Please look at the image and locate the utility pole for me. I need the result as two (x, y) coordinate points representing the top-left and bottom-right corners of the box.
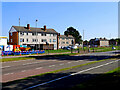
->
(36, 19), (38, 50)
(82, 29), (84, 50)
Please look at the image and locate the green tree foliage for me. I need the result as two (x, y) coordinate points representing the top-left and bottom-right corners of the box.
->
(64, 27), (82, 44)
(115, 38), (120, 45)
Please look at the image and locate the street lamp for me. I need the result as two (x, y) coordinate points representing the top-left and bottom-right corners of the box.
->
(36, 19), (38, 50)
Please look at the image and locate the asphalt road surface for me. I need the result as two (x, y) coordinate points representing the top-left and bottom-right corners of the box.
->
(2, 50), (120, 89)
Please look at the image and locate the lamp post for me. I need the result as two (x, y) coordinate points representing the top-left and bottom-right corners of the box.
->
(82, 29), (84, 51)
(36, 19), (38, 50)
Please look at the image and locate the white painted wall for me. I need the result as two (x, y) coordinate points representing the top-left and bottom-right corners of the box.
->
(19, 32), (58, 50)
(100, 41), (109, 46)
(0, 37), (7, 46)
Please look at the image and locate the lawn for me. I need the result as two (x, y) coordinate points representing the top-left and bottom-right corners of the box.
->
(0, 53), (78, 62)
(81, 46), (120, 52)
(45, 49), (70, 53)
(71, 67), (120, 90)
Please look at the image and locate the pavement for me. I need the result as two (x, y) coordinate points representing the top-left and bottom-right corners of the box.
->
(2, 50), (120, 89)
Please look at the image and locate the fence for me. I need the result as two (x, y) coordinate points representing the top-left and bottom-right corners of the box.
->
(2, 50), (45, 55)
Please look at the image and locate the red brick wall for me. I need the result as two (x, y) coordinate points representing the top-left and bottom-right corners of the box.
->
(9, 32), (18, 45)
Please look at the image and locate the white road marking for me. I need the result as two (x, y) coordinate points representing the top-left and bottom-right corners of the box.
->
(21, 70), (26, 72)
(75, 61), (79, 62)
(67, 62), (72, 64)
(2, 66), (10, 69)
(36, 67), (43, 69)
(49, 65), (55, 67)
(59, 63), (64, 65)
(4, 73), (14, 75)
(22, 61), (45, 66)
(24, 60), (119, 90)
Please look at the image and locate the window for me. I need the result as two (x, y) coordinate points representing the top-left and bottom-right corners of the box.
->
(32, 33), (38, 36)
(66, 42), (69, 44)
(11, 39), (12, 42)
(32, 39), (38, 42)
(53, 34), (56, 36)
(50, 39), (51, 42)
(35, 39), (38, 42)
(32, 39), (35, 42)
(20, 32), (24, 35)
(26, 39), (28, 42)
(62, 42), (65, 44)
(26, 33), (28, 35)
(20, 38), (24, 42)
(10, 32), (12, 36)
(53, 39), (56, 42)
(62, 38), (65, 40)
(41, 33), (46, 36)
(41, 39), (46, 42)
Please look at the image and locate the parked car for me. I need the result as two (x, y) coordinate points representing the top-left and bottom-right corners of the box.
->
(63, 46), (71, 50)
(71, 46), (78, 49)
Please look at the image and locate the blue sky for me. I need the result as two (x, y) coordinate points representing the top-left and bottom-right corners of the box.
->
(2, 2), (118, 40)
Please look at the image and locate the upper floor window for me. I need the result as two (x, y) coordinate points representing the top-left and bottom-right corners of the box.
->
(20, 32), (24, 35)
(53, 39), (56, 42)
(32, 33), (38, 36)
(53, 34), (56, 36)
(41, 33), (46, 36)
(10, 32), (12, 36)
(20, 38), (24, 42)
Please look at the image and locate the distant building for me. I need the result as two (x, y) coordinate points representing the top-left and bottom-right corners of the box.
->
(89, 38), (109, 47)
(9, 24), (59, 50)
(59, 35), (75, 48)
(0, 36), (8, 50)
(109, 39), (117, 46)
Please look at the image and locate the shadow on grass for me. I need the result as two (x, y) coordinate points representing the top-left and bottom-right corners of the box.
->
(27, 54), (120, 62)
(2, 70), (120, 90)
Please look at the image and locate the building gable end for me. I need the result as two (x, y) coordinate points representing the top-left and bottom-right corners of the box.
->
(9, 27), (17, 33)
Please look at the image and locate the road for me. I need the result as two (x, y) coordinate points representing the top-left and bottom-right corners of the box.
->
(2, 50), (120, 89)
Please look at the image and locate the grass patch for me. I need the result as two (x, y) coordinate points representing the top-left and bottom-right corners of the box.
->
(71, 67), (120, 90)
(0, 53), (79, 62)
(45, 49), (70, 53)
(0, 57), (35, 62)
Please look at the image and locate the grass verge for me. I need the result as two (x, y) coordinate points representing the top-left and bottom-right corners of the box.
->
(0, 53), (79, 62)
(71, 67), (120, 90)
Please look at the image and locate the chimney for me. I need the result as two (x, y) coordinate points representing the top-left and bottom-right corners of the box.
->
(44, 25), (46, 30)
(27, 24), (30, 30)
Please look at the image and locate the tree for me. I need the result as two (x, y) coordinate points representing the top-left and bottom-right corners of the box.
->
(64, 27), (82, 44)
(115, 38), (120, 45)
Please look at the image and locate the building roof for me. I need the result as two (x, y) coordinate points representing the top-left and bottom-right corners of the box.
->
(12, 26), (58, 34)
(59, 35), (74, 39)
(90, 38), (108, 41)
(0, 36), (8, 39)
